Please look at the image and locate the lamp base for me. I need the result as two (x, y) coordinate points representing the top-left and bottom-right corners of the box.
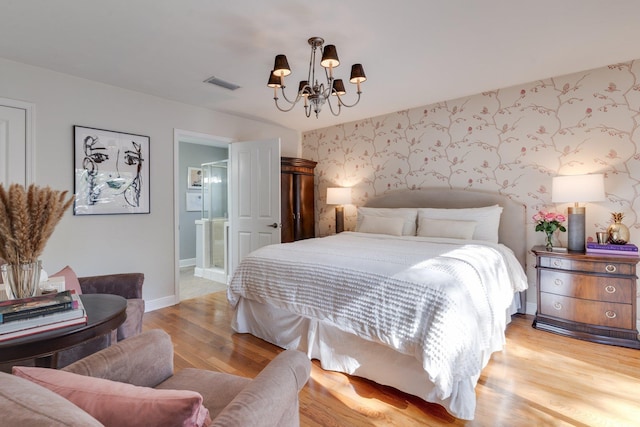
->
(567, 206), (586, 252)
(335, 206), (344, 233)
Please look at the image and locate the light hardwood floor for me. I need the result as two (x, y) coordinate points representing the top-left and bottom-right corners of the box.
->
(143, 292), (640, 426)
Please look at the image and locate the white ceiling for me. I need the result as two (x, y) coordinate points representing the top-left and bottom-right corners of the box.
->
(2, 1), (640, 132)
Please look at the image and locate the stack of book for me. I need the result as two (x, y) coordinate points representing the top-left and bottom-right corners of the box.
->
(586, 242), (639, 256)
(0, 290), (87, 341)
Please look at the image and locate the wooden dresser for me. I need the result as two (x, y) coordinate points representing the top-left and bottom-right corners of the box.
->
(280, 157), (316, 243)
(532, 246), (640, 348)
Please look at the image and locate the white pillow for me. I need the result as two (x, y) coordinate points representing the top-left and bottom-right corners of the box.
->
(417, 218), (478, 240)
(417, 205), (503, 243)
(356, 207), (418, 236)
(357, 216), (405, 236)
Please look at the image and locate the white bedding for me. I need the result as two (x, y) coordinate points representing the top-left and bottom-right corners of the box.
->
(227, 232), (528, 419)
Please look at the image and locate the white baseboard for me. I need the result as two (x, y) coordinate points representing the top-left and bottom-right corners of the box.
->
(144, 295), (178, 312)
(179, 258), (196, 268)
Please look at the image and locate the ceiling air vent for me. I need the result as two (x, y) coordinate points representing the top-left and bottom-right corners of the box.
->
(204, 76), (241, 91)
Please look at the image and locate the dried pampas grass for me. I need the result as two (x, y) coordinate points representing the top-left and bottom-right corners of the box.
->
(0, 183), (74, 265)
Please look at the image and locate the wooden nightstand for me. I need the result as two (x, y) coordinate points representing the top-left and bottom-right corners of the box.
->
(532, 246), (640, 349)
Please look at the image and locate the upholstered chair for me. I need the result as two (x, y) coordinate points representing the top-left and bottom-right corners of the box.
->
(3, 329), (311, 426)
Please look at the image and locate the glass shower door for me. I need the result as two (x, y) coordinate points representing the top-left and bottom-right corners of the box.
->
(201, 161), (228, 275)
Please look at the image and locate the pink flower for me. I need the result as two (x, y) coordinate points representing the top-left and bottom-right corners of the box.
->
(533, 210), (567, 235)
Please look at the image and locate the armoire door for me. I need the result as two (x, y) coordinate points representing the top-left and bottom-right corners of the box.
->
(280, 172), (295, 243)
(280, 157), (316, 243)
(297, 173), (315, 240)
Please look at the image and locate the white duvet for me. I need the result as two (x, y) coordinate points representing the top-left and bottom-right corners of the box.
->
(227, 232), (527, 418)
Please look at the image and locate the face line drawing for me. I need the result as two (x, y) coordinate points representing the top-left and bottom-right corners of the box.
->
(81, 135), (144, 208)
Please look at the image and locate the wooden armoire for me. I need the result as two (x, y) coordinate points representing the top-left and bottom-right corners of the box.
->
(281, 157), (317, 243)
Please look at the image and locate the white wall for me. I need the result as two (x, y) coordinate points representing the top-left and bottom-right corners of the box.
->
(0, 58), (300, 308)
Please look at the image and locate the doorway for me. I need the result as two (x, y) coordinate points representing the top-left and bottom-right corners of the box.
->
(174, 129), (230, 301)
(174, 130), (281, 303)
(0, 97), (35, 186)
(194, 160), (228, 283)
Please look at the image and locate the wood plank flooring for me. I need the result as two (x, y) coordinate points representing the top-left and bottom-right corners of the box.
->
(142, 292), (640, 426)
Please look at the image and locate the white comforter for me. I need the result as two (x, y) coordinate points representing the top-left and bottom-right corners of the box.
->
(227, 232), (527, 416)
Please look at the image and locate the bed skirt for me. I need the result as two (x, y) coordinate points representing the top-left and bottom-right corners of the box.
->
(231, 297), (503, 420)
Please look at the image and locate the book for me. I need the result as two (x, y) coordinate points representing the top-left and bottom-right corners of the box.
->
(586, 242), (638, 251)
(586, 248), (640, 257)
(0, 315), (87, 342)
(0, 293), (86, 335)
(0, 290), (78, 324)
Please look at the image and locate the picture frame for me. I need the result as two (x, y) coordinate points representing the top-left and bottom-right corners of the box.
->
(186, 192), (202, 212)
(187, 167), (203, 190)
(73, 125), (150, 215)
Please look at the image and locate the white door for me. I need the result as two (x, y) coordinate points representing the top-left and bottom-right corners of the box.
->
(228, 138), (281, 276)
(0, 103), (28, 186)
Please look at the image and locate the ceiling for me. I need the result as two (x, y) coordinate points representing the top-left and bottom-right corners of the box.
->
(2, 1), (640, 133)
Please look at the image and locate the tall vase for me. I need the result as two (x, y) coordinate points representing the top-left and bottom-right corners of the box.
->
(1, 261), (42, 299)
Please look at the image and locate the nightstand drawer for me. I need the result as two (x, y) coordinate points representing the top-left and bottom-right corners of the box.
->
(538, 256), (636, 275)
(538, 269), (633, 303)
(539, 293), (633, 329)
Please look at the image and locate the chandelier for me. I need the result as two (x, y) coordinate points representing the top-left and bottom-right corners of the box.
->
(268, 37), (367, 118)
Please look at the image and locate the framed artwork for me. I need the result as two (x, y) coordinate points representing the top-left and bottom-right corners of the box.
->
(186, 192), (202, 212)
(187, 167), (203, 189)
(73, 125), (150, 215)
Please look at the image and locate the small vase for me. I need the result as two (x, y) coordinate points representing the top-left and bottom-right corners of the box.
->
(1, 261), (42, 299)
(607, 213), (630, 245)
(545, 231), (554, 250)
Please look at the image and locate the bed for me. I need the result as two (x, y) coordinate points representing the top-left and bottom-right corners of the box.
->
(227, 189), (528, 420)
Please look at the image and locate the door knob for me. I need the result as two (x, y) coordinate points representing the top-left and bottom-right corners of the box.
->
(268, 223), (279, 228)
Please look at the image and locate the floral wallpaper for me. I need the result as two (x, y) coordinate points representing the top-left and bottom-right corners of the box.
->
(302, 59), (640, 316)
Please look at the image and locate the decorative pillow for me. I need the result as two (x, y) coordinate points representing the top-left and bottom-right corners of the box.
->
(50, 265), (83, 295)
(356, 207), (418, 236)
(357, 215), (405, 236)
(417, 205), (503, 243)
(417, 218), (478, 240)
(13, 367), (212, 427)
(0, 371), (103, 426)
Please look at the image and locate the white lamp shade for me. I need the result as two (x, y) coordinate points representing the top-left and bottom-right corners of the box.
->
(552, 174), (605, 203)
(326, 187), (351, 205)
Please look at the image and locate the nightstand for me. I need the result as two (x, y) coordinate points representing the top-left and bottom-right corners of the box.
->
(532, 246), (640, 349)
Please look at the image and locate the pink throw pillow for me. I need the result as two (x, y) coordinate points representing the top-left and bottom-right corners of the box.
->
(50, 265), (83, 295)
(13, 366), (212, 427)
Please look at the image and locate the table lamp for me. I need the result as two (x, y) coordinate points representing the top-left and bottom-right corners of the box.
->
(326, 187), (351, 233)
(552, 174), (605, 252)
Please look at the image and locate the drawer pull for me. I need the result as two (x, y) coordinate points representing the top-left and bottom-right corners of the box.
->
(553, 260), (563, 268)
(604, 285), (616, 294)
(605, 310), (617, 319)
(605, 264), (617, 273)
(553, 302), (563, 311)
(554, 278), (563, 286)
